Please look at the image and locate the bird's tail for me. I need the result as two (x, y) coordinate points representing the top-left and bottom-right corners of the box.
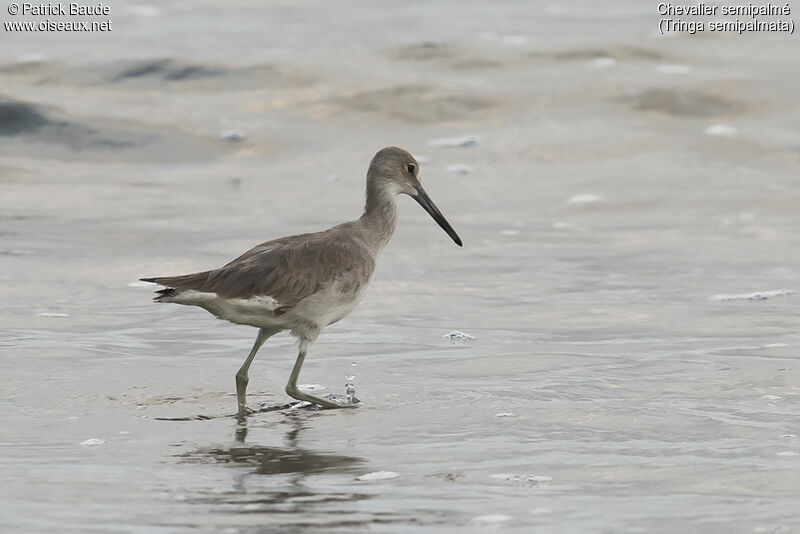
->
(139, 272), (210, 301)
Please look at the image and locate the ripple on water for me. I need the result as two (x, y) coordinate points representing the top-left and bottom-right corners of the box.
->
(704, 124), (738, 136)
(709, 289), (794, 301)
(356, 471), (400, 481)
(567, 193), (605, 205)
(298, 384), (325, 392)
(472, 514), (513, 524)
(489, 473), (552, 485)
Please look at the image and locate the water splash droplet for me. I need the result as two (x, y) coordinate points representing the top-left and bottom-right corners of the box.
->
(345, 374), (357, 405)
(443, 330), (474, 341)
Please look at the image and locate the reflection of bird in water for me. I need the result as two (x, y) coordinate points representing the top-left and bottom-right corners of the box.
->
(182, 414), (364, 477)
(180, 415), (369, 519)
(141, 147), (462, 415)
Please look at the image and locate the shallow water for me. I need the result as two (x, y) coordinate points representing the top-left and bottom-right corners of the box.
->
(1, 1), (799, 532)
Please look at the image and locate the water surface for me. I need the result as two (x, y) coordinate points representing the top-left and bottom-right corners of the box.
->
(1, 1), (798, 532)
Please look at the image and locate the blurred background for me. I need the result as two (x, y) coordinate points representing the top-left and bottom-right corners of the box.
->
(1, 1), (798, 533)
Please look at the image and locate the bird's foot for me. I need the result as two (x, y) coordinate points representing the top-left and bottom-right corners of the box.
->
(236, 405), (255, 421)
(285, 391), (359, 410)
(326, 392), (361, 408)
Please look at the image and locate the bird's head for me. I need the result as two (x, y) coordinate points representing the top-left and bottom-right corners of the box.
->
(367, 146), (462, 246)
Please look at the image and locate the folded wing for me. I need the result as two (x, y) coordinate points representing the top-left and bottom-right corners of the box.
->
(141, 230), (374, 310)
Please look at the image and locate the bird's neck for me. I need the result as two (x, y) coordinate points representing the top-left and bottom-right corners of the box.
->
(359, 181), (398, 252)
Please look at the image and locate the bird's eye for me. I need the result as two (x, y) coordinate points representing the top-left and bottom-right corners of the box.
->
(406, 163), (416, 174)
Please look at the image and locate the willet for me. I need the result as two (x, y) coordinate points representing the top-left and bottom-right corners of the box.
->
(141, 147), (462, 414)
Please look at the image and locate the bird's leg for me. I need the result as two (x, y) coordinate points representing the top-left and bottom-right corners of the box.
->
(235, 328), (276, 415)
(285, 340), (344, 409)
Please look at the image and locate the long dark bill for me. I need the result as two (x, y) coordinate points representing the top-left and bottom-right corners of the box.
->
(414, 187), (463, 246)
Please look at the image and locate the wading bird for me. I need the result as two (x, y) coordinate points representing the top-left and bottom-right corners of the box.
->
(141, 147), (462, 415)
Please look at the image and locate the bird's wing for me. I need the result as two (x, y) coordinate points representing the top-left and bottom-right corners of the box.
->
(142, 229), (374, 308)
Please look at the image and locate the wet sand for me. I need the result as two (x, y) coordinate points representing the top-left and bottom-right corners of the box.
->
(1, 1), (799, 532)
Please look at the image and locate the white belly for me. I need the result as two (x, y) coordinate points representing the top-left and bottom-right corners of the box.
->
(164, 280), (368, 335)
(288, 285), (365, 328)
(164, 290), (286, 329)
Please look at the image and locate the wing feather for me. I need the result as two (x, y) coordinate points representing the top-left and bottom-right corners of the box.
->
(141, 225), (375, 308)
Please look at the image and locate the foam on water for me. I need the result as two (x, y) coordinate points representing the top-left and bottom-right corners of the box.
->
(472, 514), (513, 523)
(357, 471), (399, 481)
(708, 289), (794, 301)
(705, 124), (738, 136)
(567, 194), (605, 205)
(499, 229), (520, 236)
(489, 473), (552, 484)
(443, 330), (474, 343)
